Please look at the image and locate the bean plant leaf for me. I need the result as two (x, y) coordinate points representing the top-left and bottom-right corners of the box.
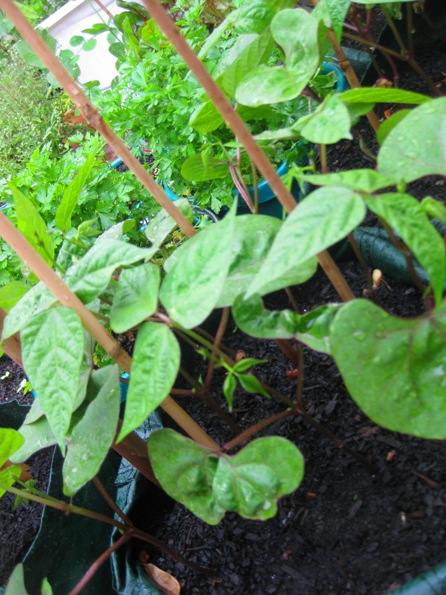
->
(0, 282), (30, 314)
(233, 294), (341, 354)
(312, 0), (351, 41)
(365, 193), (445, 305)
(67, 239), (152, 303)
(11, 416), (57, 463)
(55, 147), (98, 233)
(181, 153), (229, 182)
(300, 169), (392, 193)
(234, 0), (295, 34)
(247, 187), (366, 298)
(376, 109), (411, 146)
(118, 323), (180, 442)
(294, 94), (352, 144)
(21, 307), (84, 454)
(148, 429), (304, 524)
(0, 428), (24, 467)
(223, 374), (237, 411)
(339, 88), (431, 106)
(149, 428), (225, 524)
(64, 366), (120, 495)
(377, 98), (446, 183)
(421, 197), (446, 224)
(235, 9), (320, 107)
(8, 184), (54, 266)
(4, 564), (28, 595)
(331, 299), (446, 439)
(110, 264), (160, 333)
(160, 206), (236, 328)
(2, 283), (56, 340)
(216, 215), (317, 308)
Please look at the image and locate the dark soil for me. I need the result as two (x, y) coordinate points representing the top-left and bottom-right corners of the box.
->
(1, 20), (446, 595)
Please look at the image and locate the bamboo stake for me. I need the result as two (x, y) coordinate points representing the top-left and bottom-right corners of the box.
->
(0, 0), (196, 240)
(0, 212), (217, 449)
(140, 0), (355, 302)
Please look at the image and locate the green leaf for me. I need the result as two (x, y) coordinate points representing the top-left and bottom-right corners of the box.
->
(216, 215), (317, 308)
(110, 264), (160, 333)
(365, 193), (445, 305)
(15, 39), (46, 68)
(82, 38), (97, 52)
(118, 323), (180, 441)
(0, 428), (24, 467)
(237, 373), (269, 397)
(70, 35), (84, 46)
(67, 239), (152, 303)
(331, 299), (446, 439)
(4, 564), (28, 595)
(55, 147), (98, 232)
(376, 109), (410, 145)
(378, 98), (446, 183)
(148, 429), (225, 525)
(0, 282), (30, 313)
(148, 430), (304, 524)
(2, 283), (56, 340)
(213, 437), (304, 520)
(312, 0), (351, 41)
(339, 88), (431, 105)
(223, 373), (237, 411)
(235, 9), (320, 107)
(181, 152), (229, 182)
(21, 307), (84, 453)
(190, 100), (224, 134)
(9, 184), (54, 266)
(421, 197), (446, 224)
(11, 416), (57, 463)
(233, 357), (267, 373)
(247, 187), (366, 298)
(234, 0), (294, 34)
(295, 94), (352, 144)
(233, 294), (341, 354)
(301, 169), (392, 193)
(160, 207), (236, 328)
(63, 366), (120, 495)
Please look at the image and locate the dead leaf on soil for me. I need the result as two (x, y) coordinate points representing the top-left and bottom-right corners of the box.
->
(142, 561), (181, 595)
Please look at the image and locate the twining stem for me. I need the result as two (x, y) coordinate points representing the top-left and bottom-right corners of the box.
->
(204, 307), (230, 394)
(224, 410), (294, 451)
(93, 476), (133, 526)
(380, 6), (408, 57)
(0, 0), (195, 238)
(69, 532), (133, 595)
(140, 0), (354, 303)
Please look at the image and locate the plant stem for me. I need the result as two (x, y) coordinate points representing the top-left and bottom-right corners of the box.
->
(69, 532), (132, 595)
(224, 410), (294, 451)
(348, 232), (372, 289)
(93, 476), (133, 526)
(296, 343), (305, 408)
(204, 307), (230, 394)
(380, 6), (408, 58)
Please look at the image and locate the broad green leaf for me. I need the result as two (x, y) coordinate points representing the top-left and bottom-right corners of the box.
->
(237, 373), (269, 397)
(95, 219), (136, 243)
(235, 9), (320, 107)
(160, 207), (236, 328)
(11, 416), (57, 463)
(0, 428), (24, 467)
(70, 35), (84, 46)
(247, 187), (366, 298)
(233, 294), (341, 354)
(148, 428), (225, 525)
(295, 94), (352, 144)
(312, 0), (351, 41)
(110, 264), (160, 333)
(8, 184), (54, 265)
(0, 282), (30, 313)
(216, 215), (317, 307)
(213, 437), (304, 520)
(233, 357), (267, 373)
(4, 564), (28, 595)
(64, 366), (120, 495)
(118, 323), (180, 441)
(339, 88), (431, 105)
(190, 99), (224, 134)
(15, 38), (46, 68)
(331, 299), (446, 439)
(181, 152), (229, 182)
(67, 239), (152, 303)
(2, 282), (56, 340)
(82, 38), (97, 51)
(365, 193), (445, 305)
(144, 199), (193, 247)
(21, 307), (84, 453)
(234, 0), (294, 34)
(301, 169), (392, 193)
(378, 98), (446, 183)
(148, 429), (304, 524)
(376, 109), (410, 146)
(421, 197), (446, 224)
(55, 147), (98, 232)
(221, 29), (275, 98)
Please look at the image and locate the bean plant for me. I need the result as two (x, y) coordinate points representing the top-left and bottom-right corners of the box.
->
(0, 0), (445, 592)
